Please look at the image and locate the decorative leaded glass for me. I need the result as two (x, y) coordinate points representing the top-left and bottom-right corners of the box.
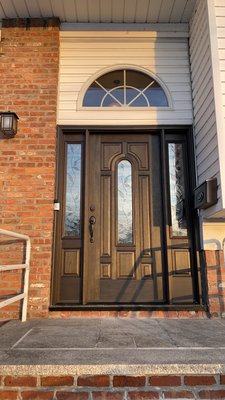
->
(83, 69), (168, 107)
(117, 160), (133, 244)
(64, 144), (81, 236)
(168, 143), (187, 237)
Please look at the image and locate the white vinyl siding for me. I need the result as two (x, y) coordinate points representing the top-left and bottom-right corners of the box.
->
(215, 0), (225, 212)
(190, 0), (222, 216)
(57, 31), (193, 126)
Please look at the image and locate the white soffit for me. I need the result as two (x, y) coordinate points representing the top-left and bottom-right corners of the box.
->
(0, 0), (197, 23)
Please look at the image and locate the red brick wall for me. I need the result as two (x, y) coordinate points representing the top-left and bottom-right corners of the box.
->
(205, 250), (225, 318)
(0, 18), (59, 319)
(1, 373), (225, 399)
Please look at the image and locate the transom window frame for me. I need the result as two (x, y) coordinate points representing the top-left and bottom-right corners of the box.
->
(77, 65), (173, 111)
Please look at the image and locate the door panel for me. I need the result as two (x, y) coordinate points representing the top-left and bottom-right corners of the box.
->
(85, 133), (164, 304)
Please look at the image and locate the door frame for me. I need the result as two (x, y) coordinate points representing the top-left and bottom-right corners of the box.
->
(50, 125), (205, 311)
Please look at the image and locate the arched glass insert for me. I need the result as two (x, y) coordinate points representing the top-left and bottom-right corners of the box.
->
(83, 69), (168, 107)
(117, 160), (133, 244)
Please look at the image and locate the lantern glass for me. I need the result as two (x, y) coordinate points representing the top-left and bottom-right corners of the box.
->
(2, 115), (12, 130)
(0, 112), (19, 136)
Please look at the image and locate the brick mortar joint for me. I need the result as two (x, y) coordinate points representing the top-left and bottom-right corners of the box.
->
(3, 385), (225, 390)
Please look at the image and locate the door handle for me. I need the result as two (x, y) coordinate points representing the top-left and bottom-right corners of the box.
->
(89, 216), (96, 243)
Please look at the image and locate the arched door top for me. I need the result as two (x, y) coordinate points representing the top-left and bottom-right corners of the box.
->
(80, 67), (171, 108)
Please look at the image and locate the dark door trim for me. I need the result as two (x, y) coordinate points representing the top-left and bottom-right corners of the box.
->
(50, 125), (204, 311)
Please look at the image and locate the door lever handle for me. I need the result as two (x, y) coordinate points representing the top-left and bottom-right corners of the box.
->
(89, 216), (96, 243)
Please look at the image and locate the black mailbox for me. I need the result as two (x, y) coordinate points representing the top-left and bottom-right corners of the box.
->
(194, 178), (217, 209)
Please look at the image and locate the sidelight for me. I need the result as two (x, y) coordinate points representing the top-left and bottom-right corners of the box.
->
(117, 160), (133, 244)
(64, 144), (81, 236)
(168, 143), (187, 237)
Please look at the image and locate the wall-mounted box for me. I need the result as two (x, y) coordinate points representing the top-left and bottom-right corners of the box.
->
(194, 178), (217, 210)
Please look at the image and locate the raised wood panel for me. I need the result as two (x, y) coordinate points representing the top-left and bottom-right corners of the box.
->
(128, 143), (149, 169)
(101, 264), (111, 279)
(101, 176), (111, 256)
(102, 143), (122, 170)
(139, 176), (151, 255)
(142, 264), (152, 279)
(172, 249), (190, 275)
(117, 252), (135, 279)
(63, 250), (80, 276)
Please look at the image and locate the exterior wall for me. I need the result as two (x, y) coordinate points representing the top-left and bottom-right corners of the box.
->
(189, 0), (221, 217)
(1, 371), (225, 399)
(215, 0), (225, 211)
(205, 250), (225, 318)
(0, 18), (59, 319)
(190, 0), (225, 218)
(215, 0), (225, 119)
(57, 30), (193, 126)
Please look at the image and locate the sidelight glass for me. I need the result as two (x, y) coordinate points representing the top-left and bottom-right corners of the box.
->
(64, 144), (81, 236)
(168, 143), (187, 237)
(117, 160), (133, 244)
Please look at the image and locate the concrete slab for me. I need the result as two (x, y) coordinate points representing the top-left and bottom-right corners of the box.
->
(0, 318), (225, 370)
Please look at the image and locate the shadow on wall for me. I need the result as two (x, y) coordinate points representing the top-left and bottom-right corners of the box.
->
(204, 238), (225, 265)
(203, 239), (225, 317)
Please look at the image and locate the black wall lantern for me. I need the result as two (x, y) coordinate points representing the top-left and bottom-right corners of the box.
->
(0, 112), (19, 137)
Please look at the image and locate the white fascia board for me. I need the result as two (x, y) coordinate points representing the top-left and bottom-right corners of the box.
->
(207, 0), (225, 210)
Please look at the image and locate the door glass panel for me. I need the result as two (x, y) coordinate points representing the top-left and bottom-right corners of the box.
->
(168, 143), (187, 237)
(117, 160), (133, 244)
(64, 144), (81, 237)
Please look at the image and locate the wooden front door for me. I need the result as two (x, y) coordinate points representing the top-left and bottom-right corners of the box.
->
(84, 133), (164, 303)
(52, 129), (199, 307)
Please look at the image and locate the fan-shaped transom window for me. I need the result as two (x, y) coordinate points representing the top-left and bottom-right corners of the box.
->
(83, 69), (169, 107)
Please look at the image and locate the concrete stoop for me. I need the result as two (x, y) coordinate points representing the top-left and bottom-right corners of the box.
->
(1, 318), (225, 399)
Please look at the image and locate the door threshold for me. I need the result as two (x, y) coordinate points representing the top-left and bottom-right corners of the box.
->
(49, 304), (206, 312)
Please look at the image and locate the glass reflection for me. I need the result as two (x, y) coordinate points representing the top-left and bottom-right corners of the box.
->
(82, 69), (169, 107)
(65, 144), (81, 236)
(118, 160), (133, 244)
(168, 143), (187, 237)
